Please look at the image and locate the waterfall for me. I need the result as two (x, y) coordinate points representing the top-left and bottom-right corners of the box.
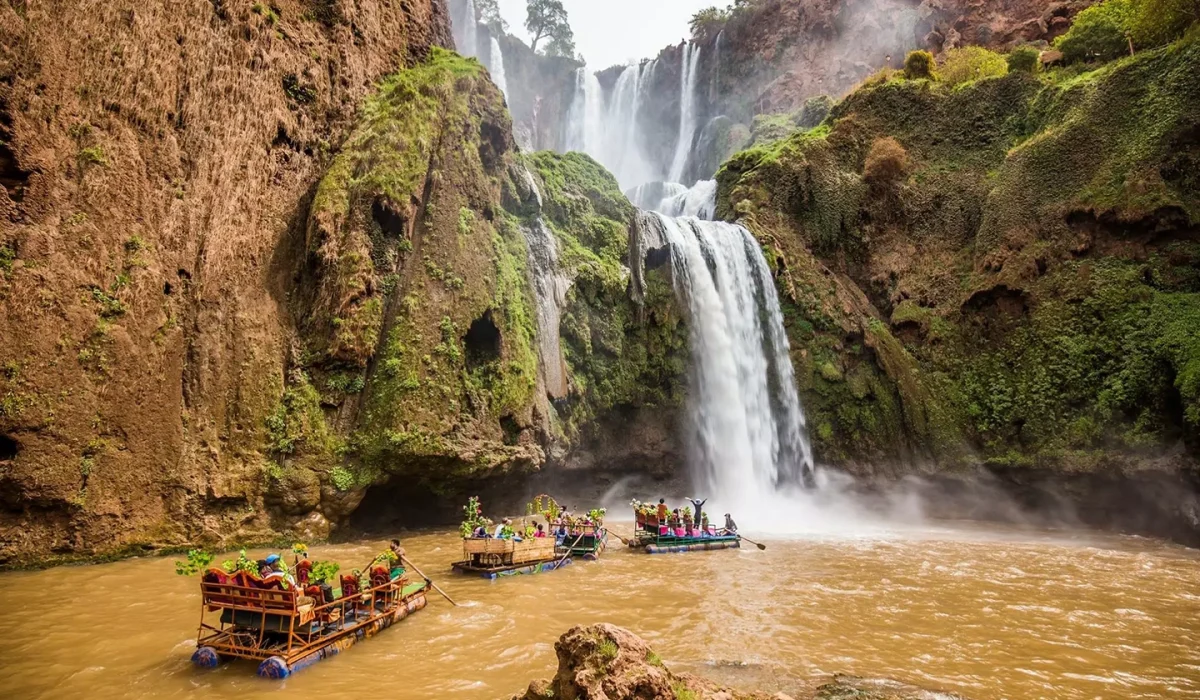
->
(667, 43), (703, 184)
(566, 67), (604, 160)
(604, 64), (655, 189)
(489, 36), (508, 100)
(452, 0), (478, 58)
(517, 166), (570, 399)
(640, 212), (814, 509)
(656, 180), (716, 219)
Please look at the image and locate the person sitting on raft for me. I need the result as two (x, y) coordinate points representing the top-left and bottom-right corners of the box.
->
(472, 522), (489, 538)
(535, 523), (547, 538)
(723, 513), (738, 534)
(261, 554), (296, 588)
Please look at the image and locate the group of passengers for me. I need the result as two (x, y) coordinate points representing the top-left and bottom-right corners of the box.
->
(244, 539), (408, 591)
(647, 497), (738, 537)
(468, 507), (600, 545)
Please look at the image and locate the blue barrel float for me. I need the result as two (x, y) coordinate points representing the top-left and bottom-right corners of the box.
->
(191, 646), (222, 669)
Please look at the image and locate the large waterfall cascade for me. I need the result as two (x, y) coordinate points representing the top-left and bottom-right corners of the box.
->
(640, 213), (815, 511)
(448, 0), (823, 518)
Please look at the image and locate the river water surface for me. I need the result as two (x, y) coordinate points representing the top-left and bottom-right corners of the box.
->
(4, 523), (1200, 699)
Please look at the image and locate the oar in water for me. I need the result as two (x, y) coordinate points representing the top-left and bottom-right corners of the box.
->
(400, 554), (459, 607)
(737, 534), (767, 551)
(606, 529), (631, 546)
(555, 533), (585, 565)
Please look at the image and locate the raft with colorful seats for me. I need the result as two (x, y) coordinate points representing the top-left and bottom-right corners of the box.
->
(558, 523), (608, 561)
(451, 536), (570, 579)
(629, 503), (741, 554)
(190, 563), (429, 679)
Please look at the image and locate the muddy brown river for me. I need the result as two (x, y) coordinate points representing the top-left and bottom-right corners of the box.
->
(4, 523), (1200, 699)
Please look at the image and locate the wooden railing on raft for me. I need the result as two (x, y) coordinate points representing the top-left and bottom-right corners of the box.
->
(197, 566), (417, 662)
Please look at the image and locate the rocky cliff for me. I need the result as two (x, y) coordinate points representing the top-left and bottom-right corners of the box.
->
(0, 0), (688, 564)
(715, 34), (1200, 540)
(599, 0), (1093, 187)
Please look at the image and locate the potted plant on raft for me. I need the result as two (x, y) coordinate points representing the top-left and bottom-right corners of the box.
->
(460, 496), (487, 538)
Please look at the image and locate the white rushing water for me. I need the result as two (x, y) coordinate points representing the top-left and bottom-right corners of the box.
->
(452, 0), (478, 58)
(489, 36), (508, 100)
(667, 43), (702, 184)
(644, 214), (815, 510)
(657, 179), (716, 219)
(566, 62), (659, 189)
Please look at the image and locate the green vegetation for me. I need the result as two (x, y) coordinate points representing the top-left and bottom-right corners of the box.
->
(251, 2), (280, 24)
(525, 0), (575, 57)
(525, 151), (688, 439)
(282, 74), (316, 104)
(716, 31), (1200, 467)
(1055, 0), (1198, 63)
(78, 145), (107, 167)
(903, 50), (937, 80)
(0, 241), (14, 278)
(1007, 46), (1042, 74)
(939, 46), (1008, 86)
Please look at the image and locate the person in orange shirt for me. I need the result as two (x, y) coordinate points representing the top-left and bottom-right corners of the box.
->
(656, 498), (669, 521)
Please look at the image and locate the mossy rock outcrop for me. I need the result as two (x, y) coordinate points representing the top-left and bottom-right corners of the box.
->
(717, 35), (1200, 479)
(269, 51), (688, 525)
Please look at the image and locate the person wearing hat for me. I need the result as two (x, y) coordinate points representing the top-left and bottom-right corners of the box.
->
(262, 553), (296, 588)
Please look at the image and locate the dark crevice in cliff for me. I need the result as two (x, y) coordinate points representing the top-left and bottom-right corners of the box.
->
(0, 434), (17, 461)
(463, 309), (502, 369)
(0, 141), (31, 203)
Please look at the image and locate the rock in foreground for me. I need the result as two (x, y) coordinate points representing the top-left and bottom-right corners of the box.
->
(517, 624), (967, 700)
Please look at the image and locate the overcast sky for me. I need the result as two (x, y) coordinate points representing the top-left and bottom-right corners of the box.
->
(495, 0), (715, 68)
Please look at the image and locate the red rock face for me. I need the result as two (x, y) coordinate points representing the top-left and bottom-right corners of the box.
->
(0, 0), (451, 565)
(714, 0), (1095, 116)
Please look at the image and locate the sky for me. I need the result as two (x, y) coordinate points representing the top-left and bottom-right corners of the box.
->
(495, 0), (716, 69)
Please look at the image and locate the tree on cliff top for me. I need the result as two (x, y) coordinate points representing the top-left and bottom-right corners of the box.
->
(525, 0), (575, 57)
(690, 7), (731, 42)
(476, 0), (508, 34)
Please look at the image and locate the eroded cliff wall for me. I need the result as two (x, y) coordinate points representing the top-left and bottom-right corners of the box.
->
(0, 0), (455, 564)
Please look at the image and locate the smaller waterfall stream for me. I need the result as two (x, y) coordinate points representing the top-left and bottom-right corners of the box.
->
(489, 37), (508, 100)
(667, 44), (703, 184)
(452, 0), (478, 58)
(517, 166), (570, 399)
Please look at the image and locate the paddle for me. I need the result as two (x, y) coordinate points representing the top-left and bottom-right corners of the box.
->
(400, 554), (459, 607)
(556, 533), (585, 565)
(606, 529), (631, 546)
(737, 535), (767, 551)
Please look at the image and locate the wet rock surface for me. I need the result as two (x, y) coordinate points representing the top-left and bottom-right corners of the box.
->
(514, 624), (967, 700)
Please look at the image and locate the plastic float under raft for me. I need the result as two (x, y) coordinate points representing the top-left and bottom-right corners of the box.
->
(190, 566), (429, 679)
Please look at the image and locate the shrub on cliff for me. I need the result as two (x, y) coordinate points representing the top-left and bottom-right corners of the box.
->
(1055, 0), (1135, 63)
(689, 6), (730, 42)
(939, 47), (1009, 86)
(863, 137), (911, 186)
(1007, 46), (1042, 73)
(1127, 0), (1200, 47)
(903, 50), (937, 80)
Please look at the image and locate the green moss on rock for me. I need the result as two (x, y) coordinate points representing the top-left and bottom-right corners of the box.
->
(716, 34), (1200, 470)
